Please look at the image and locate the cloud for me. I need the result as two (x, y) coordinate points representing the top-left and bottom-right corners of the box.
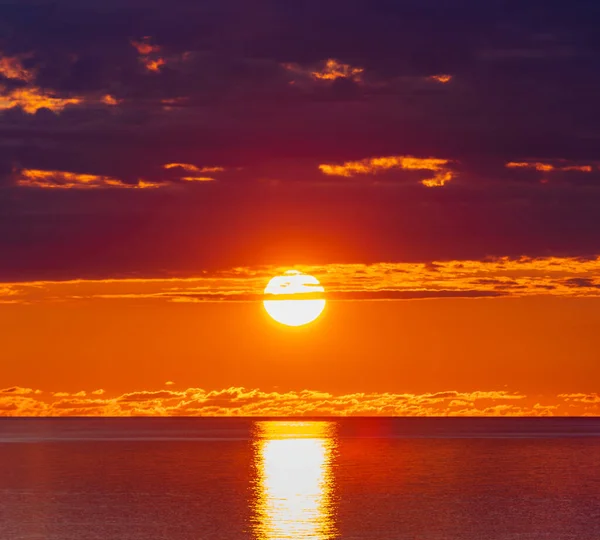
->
(1, 386), (40, 395)
(1, 255), (599, 305)
(13, 163), (228, 190)
(0, 53), (35, 82)
(145, 58), (165, 73)
(163, 163), (225, 173)
(0, 51), (123, 114)
(165, 289), (502, 303)
(428, 74), (452, 83)
(131, 39), (161, 57)
(131, 37), (192, 74)
(558, 393), (600, 404)
(506, 161), (595, 173)
(101, 94), (120, 106)
(562, 277), (600, 289)
(311, 59), (364, 82)
(51, 390), (86, 397)
(318, 155), (454, 187)
(0, 386), (598, 417)
(0, 52), (85, 113)
(0, 87), (82, 114)
(131, 37), (165, 73)
(283, 58), (364, 83)
(161, 163), (225, 183)
(180, 176), (216, 182)
(15, 169), (163, 189)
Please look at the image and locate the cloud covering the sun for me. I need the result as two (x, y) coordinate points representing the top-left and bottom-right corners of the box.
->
(0, 256), (598, 304)
(1, 385), (598, 417)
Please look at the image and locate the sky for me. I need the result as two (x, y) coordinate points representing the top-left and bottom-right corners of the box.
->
(1, 0), (599, 416)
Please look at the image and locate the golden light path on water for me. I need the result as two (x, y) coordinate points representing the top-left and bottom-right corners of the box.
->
(252, 421), (337, 539)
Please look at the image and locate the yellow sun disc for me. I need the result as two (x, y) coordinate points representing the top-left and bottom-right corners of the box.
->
(263, 271), (326, 327)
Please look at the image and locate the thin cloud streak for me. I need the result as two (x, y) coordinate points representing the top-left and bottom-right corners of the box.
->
(506, 161), (595, 173)
(15, 169), (163, 190)
(163, 163), (225, 173)
(14, 165), (226, 189)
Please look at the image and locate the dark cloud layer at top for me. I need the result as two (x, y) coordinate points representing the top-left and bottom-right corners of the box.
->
(1, 0), (600, 279)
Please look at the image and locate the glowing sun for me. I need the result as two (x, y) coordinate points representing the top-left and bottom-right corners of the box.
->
(263, 270), (326, 327)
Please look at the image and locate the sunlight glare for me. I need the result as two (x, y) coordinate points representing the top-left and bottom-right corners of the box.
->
(263, 271), (326, 327)
(252, 421), (337, 539)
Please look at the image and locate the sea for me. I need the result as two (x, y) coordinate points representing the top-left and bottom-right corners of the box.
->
(1, 417), (599, 540)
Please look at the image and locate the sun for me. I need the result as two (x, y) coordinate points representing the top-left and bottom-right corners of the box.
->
(263, 270), (326, 327)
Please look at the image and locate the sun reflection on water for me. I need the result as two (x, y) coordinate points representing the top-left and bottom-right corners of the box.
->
(252, 421), (337, 540)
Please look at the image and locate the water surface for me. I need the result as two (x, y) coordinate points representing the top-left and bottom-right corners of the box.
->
(1, 418), (599, 539)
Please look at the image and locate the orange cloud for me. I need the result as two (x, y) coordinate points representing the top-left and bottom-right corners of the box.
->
(558, 393), (600, 404)
(0, 87), (82, 114)
(162, 163), (225, 183)
(0, 53), (87, 114)
(160, 97), (189, 110)
(507, 161), (554, 172)
(311, 59), (364, 81)
(319, 155), (454, 187)
(131, 39), (160, 56)
(14, 167), (223, 190)
(137, 179), (165, 189)
(16, 169), (163, 189)
(146, 58), (165, 72)
(421, 170), (453, 187)
(101, 94), (120, 106)
(1, 386), (598, 417)
(562, 165), (593, 172)
(283, 58), (364, 83)
(164, 162), (200, 172)
(180, 176), (216, 182)
(0, 386), (40, 396)
(131, 38), (165, 73)
(428, 74), (452, 83)
(163, 163), (225, 173)
(506, 161), (594, 173)
(0, 54), (34, 82)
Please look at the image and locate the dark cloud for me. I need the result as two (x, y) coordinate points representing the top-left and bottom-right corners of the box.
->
(562, 277), (600, 289)
(0, 0), (600, 278)
(166, 290), (505, 302)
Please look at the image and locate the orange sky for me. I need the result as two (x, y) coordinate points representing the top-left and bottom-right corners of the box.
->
(2, 258), (600, 416)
